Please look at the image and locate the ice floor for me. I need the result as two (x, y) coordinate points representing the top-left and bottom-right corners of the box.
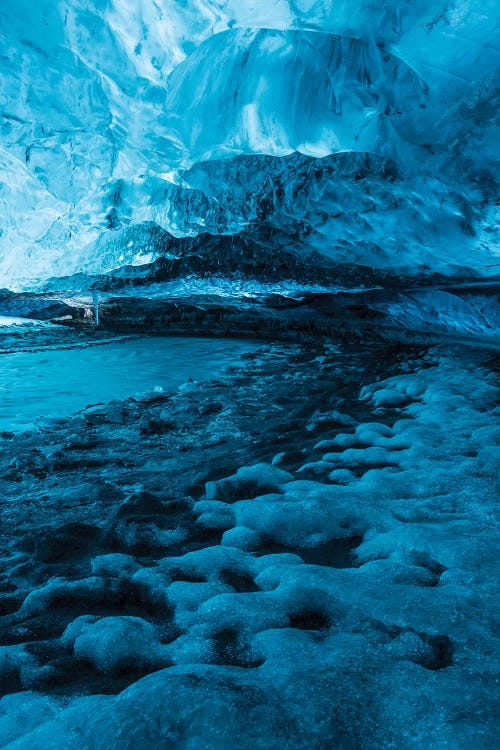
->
(0, 339), (498, 749)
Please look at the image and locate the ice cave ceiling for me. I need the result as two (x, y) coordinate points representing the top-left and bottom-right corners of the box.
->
(0, 0), (498, 289)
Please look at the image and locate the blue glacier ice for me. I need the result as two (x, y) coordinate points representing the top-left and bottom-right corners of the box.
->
(0, 3), (499, 750)
(0, 0), (498, 286)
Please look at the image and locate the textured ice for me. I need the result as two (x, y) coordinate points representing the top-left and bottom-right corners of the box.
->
(62, 615), (169, 674)
(0, 1), (498, 287)
(0, 347), (497, 748)
(0, 3), (498, 748)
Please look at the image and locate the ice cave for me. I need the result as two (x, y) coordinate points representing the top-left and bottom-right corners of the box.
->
(0, 1), (499, 748)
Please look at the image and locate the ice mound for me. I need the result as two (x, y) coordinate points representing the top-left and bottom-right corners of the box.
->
(205, 463), (293, 502)
(62, 616), (169, 674)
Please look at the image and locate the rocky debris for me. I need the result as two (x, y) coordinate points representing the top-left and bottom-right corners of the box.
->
(84, 403), (125, 426)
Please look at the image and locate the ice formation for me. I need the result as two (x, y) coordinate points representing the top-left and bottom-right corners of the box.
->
(0, 1), (498, 286)
(0, 344), (498, 748)
(0, 3), (499, 750)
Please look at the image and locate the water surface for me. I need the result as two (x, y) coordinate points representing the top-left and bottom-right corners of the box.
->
(0, 336), (261, 431)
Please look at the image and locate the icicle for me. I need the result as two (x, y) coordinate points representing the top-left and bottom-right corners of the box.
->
(92, 291), (100, 326)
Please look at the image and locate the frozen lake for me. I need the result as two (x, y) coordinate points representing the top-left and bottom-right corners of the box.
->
(0, 336), (261, 432)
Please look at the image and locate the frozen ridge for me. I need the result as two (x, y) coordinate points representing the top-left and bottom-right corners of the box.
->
(0, 344), (498, 748)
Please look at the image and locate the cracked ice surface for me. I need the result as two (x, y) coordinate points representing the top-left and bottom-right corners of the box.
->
(0, 1), (499, 287)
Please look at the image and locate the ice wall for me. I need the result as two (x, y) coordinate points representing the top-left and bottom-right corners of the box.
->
(0, 1), (498, 287)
